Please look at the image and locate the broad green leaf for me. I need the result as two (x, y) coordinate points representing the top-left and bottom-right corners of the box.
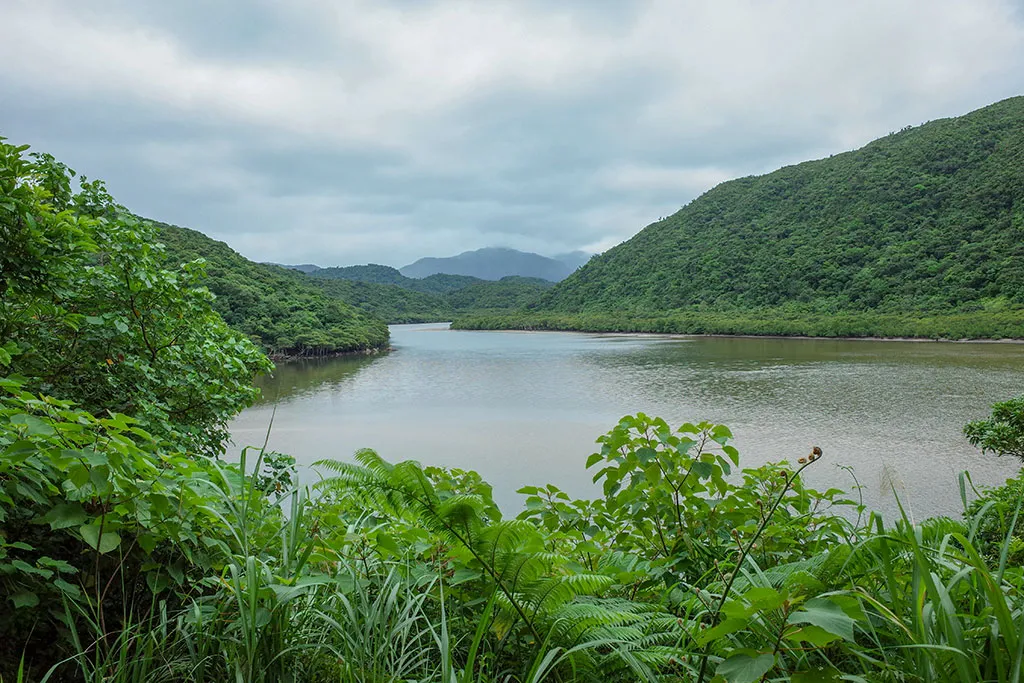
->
(10, 591), (39, 609)
(716, 652), (775, 683)
(696, 617), (747, 646)
(374, 532), (401, 555)
(53, 578), (82, 598)
(791, 666), (842, 683)
(79, 524), (121, 554)
(744, 586), (786, 612)
(68, 464), (90, 489)
(787, 597), (856, 643)
(42, 502), (88, 530)
(785, 624), (842, 647)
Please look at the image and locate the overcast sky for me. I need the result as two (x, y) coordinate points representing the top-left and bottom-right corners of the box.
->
(2, 1), (1023, 267)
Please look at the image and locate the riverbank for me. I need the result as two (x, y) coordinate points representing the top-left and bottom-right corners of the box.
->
(267, 345), (392, 362)
(451, 308), (1024, 341)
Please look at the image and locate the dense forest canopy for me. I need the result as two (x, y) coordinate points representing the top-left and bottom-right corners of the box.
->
(303, 264), (555, 322)
(157, 225), (390, 356)
(527, 96), (1024, 318)
(311, 263), (483, 294)
(445, 276), (555, 311)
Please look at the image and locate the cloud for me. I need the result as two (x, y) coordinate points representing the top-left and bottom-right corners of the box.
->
(1, 0), (1023, 266)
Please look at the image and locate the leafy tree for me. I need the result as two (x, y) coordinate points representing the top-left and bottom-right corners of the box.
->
(1, 140), (271, 454)
(965, 394), (1024, 461)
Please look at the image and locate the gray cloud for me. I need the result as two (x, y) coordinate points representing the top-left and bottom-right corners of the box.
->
(2, 0), (1023, 266)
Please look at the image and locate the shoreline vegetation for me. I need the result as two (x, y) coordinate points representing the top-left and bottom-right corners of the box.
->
(451, 309), (1024, 342)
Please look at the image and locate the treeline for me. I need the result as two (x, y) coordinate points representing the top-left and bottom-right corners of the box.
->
(454, 308), (1024, 339)
(302, 265), (556, 323)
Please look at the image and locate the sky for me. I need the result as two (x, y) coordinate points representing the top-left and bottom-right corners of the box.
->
(2, 1), (1024, 268)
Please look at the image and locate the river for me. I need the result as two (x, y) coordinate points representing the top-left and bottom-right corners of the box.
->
(230, 323), (1024, 519)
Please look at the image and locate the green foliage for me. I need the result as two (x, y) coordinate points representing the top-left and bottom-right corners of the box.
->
(157, 224), (390, 356)
(964, 394), (1024, 461)
(1, 142), (270, 453)
(463, 96), (1024, 338)
(311, 275), (452, 323)
(453, 308), (1024, 340)
(311, 264), (482, 295)
(308, 266), (554, 323)
(445, 277), (555, 312)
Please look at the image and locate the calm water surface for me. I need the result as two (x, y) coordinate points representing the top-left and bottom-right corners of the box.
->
(231, 323), (1024, 518)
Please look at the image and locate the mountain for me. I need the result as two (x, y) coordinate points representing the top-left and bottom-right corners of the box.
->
(495, 96), (1024, 333)
(157, 225), (390, 356)
(400, 247), (579, 281)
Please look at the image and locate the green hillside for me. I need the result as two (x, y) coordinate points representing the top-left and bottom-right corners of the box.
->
(312, 264), (482, 294)
(309, 276), (451, 323)
(157, 225), (390, 356)
(445, 276), (555, 311)
(460, 96), (1024, 338)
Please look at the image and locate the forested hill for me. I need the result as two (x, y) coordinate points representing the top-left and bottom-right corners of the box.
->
(311, 264), (482, 294)
(307, 267), (554, 320)
(527, 96), (1024, 322)
(157, 225), (390, 356)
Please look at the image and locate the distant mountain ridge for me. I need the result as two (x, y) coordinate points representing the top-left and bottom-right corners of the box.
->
(400, 247), (585, 281)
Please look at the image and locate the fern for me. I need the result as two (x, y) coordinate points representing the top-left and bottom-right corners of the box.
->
(315, 451), (609, 645)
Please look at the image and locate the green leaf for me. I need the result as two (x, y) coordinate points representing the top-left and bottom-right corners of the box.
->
(53, 578), (82, 598)
(696, 617), (748, 646)
(79, 524), (121, 554)
(68, 464), (90, 489)
(785, 624), (842, 647)
(10, 591), (39, 609)
(787, 597), (857, 643)
(42, 502), (88, 530)
(744, 586), (785, 612)
(691, 461), (715, 479)
(791, 666), (842, 683)
(374, 532), (401, 555)
(585, 452), (602, 468)
(716, 652), (775, 683)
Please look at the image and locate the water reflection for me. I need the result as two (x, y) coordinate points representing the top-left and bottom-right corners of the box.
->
(253, 354), (383, 406)
(231, 324), (1024, 518)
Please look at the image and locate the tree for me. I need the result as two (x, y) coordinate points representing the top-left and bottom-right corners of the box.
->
(965, 394), (1024, 462)
(0, 139), (271, 455)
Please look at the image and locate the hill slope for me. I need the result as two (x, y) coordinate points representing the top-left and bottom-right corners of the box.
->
(306, 276), (451, 323)
(445, 276), (556, 311)
(529, 97), (1024, 319)
(157, 225), (390, 356)
(400, 247), (577, 281)
(311, 264), (482, 294)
